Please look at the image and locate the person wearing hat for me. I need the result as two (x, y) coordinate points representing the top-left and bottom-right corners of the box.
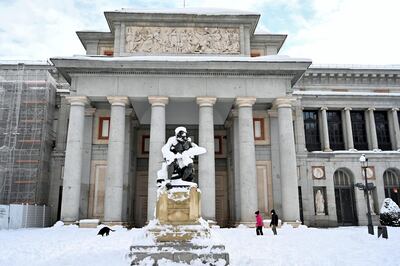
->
(270, 209), (278, 235)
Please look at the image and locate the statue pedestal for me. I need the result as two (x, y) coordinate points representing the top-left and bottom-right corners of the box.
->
(131, 184), (229, 264)
(148, 185), (210, 242)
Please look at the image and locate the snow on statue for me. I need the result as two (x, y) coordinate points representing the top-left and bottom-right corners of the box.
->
(156, 126), (206, 189)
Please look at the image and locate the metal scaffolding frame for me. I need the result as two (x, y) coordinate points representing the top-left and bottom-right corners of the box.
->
(0, 62), (56, 204)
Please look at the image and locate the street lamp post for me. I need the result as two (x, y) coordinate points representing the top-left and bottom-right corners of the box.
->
(359, 154), (374, 235)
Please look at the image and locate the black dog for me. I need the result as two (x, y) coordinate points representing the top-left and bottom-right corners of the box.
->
(97, 226), (115, 237)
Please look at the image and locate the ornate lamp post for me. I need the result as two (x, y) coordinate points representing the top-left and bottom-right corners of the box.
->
(359, 154), (374, 235)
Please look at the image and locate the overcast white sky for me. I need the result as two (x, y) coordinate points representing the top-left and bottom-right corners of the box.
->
(0, 0), (399, 65)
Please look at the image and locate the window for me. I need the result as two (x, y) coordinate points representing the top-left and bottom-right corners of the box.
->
(103, 50), (113, 56)
(214, 136), (223, 155)
(98, 117), (110, 140)
(327, 111), (344, 150)
(374, 111), (391, 150)
(253, 118), (265, 140)
(351, 111), (368, 150)
(383, 169), (400, 206)
(303, 110), (321, 151)
(398, 111), (400, 129)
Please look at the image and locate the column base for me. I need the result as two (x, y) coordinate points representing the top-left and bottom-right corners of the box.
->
(323, 148), (332, 152)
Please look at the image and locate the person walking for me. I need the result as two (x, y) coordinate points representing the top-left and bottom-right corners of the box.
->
(255, 210), (263, 235)
(270, 209), (278, 235)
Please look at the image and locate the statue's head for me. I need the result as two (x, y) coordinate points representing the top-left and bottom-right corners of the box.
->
(175, 126), (188, 142)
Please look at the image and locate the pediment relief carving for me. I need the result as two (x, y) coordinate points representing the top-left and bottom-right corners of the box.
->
(125, 26), (240, 54)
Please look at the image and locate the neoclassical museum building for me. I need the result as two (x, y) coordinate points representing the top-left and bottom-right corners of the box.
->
(1, 8), (399, 227)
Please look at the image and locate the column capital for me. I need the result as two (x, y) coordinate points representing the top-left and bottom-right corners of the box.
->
(107, 96), (129, 106)
(66, 96), (90, 106)
(230, 109), (239, 118)
(268, 110), (278, 117)
(196, 96), (217, 107)
(148, 96), (169, 106)
(391, 108), (399, 112)
(367, 107), (376, 111)
(273, 97), (296, 109)
(125, 108), (133, 117)
(320, 106), (328, 111)
(85, 107), (96, 116)
(235, 96), (256, 107)
(344, 107), (352, 111)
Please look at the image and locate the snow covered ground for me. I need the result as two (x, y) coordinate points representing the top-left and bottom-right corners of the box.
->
(0, 224), (399, 266)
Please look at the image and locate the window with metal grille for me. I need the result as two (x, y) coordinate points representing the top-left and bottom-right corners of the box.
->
(374, 111), (391, 150)
(327, 111), (344, 150)
(303, 110), (321, 151)
(383, 169), (400, 206)
(350, 111), (368, 150)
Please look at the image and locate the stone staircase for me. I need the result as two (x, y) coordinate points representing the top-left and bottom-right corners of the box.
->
(129, 242), (229, 265)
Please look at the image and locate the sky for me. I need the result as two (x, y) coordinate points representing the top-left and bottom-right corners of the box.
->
(0, 0), (399, 65)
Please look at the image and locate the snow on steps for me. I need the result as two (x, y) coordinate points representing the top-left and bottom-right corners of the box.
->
(129, 242), (229, 265)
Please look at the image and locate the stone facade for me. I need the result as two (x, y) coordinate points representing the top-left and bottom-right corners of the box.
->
(5, 8), (396, 228)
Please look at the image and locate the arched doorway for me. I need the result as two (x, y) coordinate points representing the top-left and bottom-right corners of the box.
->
(334, 169), (358, 226)
(383, 169), (400, 206)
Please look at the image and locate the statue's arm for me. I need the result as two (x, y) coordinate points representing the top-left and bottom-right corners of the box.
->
(161, 137), (176, 164)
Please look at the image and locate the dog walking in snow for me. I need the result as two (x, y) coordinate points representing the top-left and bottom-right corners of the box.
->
(97, 226), (115, 237)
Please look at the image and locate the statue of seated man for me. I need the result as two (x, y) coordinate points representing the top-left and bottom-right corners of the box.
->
(157, 126), (206, 188)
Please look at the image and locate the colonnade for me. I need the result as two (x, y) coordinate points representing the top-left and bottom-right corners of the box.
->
(60, 95), (301, 224)
(318, 107), (400, 151)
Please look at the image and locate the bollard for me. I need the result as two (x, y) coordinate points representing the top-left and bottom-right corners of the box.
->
(377, 225), (388, 239)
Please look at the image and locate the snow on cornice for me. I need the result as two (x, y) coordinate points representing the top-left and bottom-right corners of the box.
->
(0, 60), (50, 66)
(113, 8), (260, 16)
(53, 54), (311, 63)
(311, 64), (400, 70)
(293, 90), (400, 97)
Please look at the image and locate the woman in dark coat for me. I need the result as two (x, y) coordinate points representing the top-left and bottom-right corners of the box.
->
(270, 209), (278, 235)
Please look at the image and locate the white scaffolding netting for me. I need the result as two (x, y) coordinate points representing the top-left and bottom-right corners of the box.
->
(0, 63), (56, 204)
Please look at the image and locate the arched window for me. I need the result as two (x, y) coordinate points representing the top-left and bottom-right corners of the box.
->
(334, 169), (353, 187)
(383, 169), (400, 206)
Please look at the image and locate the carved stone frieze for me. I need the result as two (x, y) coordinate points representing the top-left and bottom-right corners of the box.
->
(125, 26), (240, 54)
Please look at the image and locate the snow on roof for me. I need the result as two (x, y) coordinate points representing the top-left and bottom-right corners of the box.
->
(0, 60), (50, 66)
(53, 54), (311, 63)
(113, 7), (259, 16)
(311, 64), (400, 70)
(293, 90), (400, 97)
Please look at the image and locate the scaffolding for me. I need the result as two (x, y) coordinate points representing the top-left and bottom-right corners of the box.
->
(0, 62), (56, 205)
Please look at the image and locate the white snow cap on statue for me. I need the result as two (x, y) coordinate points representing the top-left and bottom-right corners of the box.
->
(175, 126), (187, 135)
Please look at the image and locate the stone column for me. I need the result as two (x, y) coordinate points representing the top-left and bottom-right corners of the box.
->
(235, 97), (258, 223)
(196, 97), (217, 221)
(60, 96), (90, 222)
(104, 96), (130, 222)
(231, 110), (241, 221)
(368, 108), (379, 150)
(321, 107), (331, 151)
(344, 107), (354, 150)
(274, 97), (300, 222)
(390, 108), (400, 150)
(147, 96), (169, 219)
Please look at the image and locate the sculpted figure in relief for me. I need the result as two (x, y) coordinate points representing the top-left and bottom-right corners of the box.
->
(315, 189), (325, 215)
(125, 26), (240, 54)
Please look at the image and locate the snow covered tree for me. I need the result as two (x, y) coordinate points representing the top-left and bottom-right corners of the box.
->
(380, 198), (400, 227)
